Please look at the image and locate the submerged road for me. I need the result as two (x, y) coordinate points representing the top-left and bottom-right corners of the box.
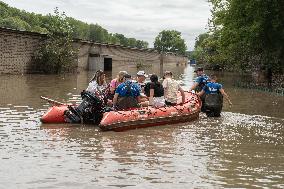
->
(0, 65), (283, 188)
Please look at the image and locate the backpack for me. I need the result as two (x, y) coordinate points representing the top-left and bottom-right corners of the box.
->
(116, 82), (139, 110)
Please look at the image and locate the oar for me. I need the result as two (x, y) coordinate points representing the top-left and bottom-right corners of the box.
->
(40, 96), (66, 106)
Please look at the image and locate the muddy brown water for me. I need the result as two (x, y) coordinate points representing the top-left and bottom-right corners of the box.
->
(0, 65), (283, 188)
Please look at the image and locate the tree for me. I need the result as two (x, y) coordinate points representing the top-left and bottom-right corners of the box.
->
(67, 17), (90, 39)
(0, 16), (31, 30)
(34, 8), (78, 73)
(0, 1), (9, 18)
(154, 30), (187, 54)
(113, 33), (128, 46)
(194, 33), (210, 49)
(108, 33), (120, 44)
(208, 0), (284, 73)
(136, 40), (148, 49)
(89, 23), (109, 42)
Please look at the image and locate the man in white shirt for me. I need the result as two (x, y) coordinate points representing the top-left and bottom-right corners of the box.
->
(162, 71), (185, 106)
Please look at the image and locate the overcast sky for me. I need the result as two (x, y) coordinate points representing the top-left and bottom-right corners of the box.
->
(3, 0), (211, 50)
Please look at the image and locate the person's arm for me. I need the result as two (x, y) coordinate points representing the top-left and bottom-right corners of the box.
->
(141, 84), (145, 94)
(189, 82), (199, 91)
(197, 90), (205, 97)
(162, 79), (168, 97)
(149, 89), (154, 106)
(178, 86), (185, 104)
(137, 95), (142, 103)
(110, 80), (116, 94)
(219, 88), (233, 105)
(112, 93), (119, 107)
(162, 79), (168, 89)
(110, 87), (116, 94)
(190, 77), (201, 91)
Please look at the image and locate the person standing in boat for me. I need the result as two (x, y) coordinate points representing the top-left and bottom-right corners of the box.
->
(198, 74), (232, 117)
(109, 71), (128, 99)
(189, 67), (209, 112)
(113, 74), (142, 110)
(86, 70), (107, 95)
(144, 74), (165, 107)
(162, 71), (185, 106)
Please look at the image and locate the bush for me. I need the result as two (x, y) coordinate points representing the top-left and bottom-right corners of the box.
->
(34, 8), (78, 74)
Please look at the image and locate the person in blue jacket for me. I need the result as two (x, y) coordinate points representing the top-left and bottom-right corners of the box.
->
(112, 74), (142, 110)
(190, 67), (209, 112)
(190, 67), (210, 92)
(198, 74), (232, 117)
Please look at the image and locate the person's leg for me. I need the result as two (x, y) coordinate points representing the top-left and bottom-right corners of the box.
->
(201, 94), (206, 112)
(140, 101), (149, 107)
(165, 101), (177, 106)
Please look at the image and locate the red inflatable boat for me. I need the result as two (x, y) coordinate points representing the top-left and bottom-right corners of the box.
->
(99, 92), (201, 131)
(41, 92), (201, 131)
(41, 105), (69, 123)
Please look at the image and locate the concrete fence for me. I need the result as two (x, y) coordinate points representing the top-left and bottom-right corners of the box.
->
(0, 27), (188, 74)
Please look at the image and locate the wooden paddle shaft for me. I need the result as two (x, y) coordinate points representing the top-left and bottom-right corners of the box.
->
(40, 96), (65, 105)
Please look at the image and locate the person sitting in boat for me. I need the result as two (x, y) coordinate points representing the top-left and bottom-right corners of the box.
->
(144, 74), (165, 107)
(109, 71), (128, 99)
(136, 70), (149, 102)
(86, 70), (112, 106)
(112, 74), (142, 110)
(162, 71), (185, 106)
(198, 74), (233, 117)
(136, 70), (148, 92)
(189, 67), (209, 112)
(86, 70), (107, 95)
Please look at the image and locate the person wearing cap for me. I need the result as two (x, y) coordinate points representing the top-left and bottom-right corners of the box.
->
(190, 67), (209, 112)
(113, 74), (142, 110)
(190, 67), (209, 92)
(198, 74), (232, 117)
(136, 70), (148, 92)
(162, 71), (185, 106)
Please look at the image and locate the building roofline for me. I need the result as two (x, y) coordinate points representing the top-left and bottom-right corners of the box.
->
(0, 27), (187, 57)
(0, 27), (47, 37)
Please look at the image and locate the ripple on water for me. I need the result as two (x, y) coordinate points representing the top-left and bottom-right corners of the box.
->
(0, 101), (284, 188)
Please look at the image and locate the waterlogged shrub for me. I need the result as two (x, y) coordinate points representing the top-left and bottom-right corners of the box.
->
(34, 8), (78, 74)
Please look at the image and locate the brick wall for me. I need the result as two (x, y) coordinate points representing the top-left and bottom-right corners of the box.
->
(0, 27), (188, 74)
(0, 28), (45, 74)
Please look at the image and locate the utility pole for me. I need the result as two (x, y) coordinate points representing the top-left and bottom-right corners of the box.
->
(160, 50), (164, 76)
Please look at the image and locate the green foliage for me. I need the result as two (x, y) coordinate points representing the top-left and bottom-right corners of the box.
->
(154, 30), (187, 55)
(193, 32), (231, 70)
(0, 16), (31, 30)
(194, 33), (210, 49)
(0, 1), (149, 49)
(89, 23), (109, 42)
(66, 17), (90, 39)
(136, 40), (149, 49)
(34, 8), (77, 74)
(136, 59), (152, 69)
(205, 0), (284, 73)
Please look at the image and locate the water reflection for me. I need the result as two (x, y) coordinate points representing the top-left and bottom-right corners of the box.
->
(0, 65), (283, 188)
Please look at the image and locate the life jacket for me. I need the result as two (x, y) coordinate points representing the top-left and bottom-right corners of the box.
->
(116, 82), (139, 110)
(195, 75), (209, 92)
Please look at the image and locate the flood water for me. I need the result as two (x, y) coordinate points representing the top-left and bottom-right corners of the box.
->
(0, 65), (283, 188)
